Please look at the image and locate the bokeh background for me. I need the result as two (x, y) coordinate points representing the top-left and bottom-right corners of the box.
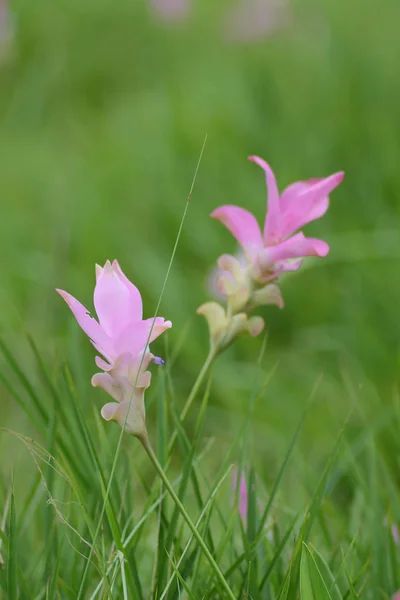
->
(1, 0), (400, 510)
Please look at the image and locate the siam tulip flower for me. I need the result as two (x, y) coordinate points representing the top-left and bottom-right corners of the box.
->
(197, 301), (264, 353)
(150, 0), (191, 22)
(0, 0), (13, 65)
(392, 524), (399, 544)
(392, 593), (400, 600)
(57, 260), (171, 438)
(232, 466), (248, 522)
(223, 0), (290, 43)
(212, 156), (344, 283)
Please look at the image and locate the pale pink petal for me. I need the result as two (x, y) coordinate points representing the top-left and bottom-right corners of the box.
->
(112, 260), (143, 321)
(56, 289), (113, 357)
(151, 0), (190, 22)
(239, 472), (248, 519)
(101, 401), (120, 421)
(223, 0), (290, 43)
(392, 525), (399, 544)
(279, 259), (303, 272)
(114, 319), (154, 357)
(258, 233), (329, 270)
(94, 260), (134, 338)
(95, 264), (103, 281)
(143, 317), (172, 343)
(232, 466), (248, 521)
(248, 156), (280, 245)
(92, 372), (127, 403)
(211, 205), (263, 249)
(279, 172), (344, 238)
(95, 356), (112, 371)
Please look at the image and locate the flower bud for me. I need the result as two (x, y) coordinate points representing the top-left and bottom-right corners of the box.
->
(197, 302), (265, 352)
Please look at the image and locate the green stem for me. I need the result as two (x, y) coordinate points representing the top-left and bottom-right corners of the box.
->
(167, 348), (216, 454)
(142, 440), (236, 600)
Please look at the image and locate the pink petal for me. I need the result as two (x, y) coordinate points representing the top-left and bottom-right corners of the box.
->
(95, 356), (112, 371)
(92, 373), (127, 403)
(211, 205), (263, 249)
(114, 319), (154, 357)
(101, 401), (120, 421)
(223, 0), (289, 43)
(143, 317), (172, 343)
(258, 232), (329, 270)
(279, 259), (303, 272)
(248, 156), (280, 245)
(151, 0), (190, 22)
(279, 172), (344, 238)
(95, 264), (103, 281)
(112, 260), (143, 321)
(56, 289), (113, 359)
(94, 260), (136, 338)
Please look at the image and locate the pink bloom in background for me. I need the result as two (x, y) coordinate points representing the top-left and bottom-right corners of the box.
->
(0, 0), (13, 64)
(392, 524), (399, 544)
(224, 0), (290, 43)
(212, 156), (344, 282)
(57, 260), (171, 435)
(232, 466), (248, 521)
(151, 0), (191, 22)
(392, 593), (400, 600)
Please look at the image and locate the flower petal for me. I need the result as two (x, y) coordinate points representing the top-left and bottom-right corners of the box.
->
(92, 372), (127, 403)
(101, 398), (146, 437)
(248, 156), (280, 245)
(114, 319), (153, 357)
(211, 205), (263, 249)
(112, 259), (143, 321)
(279, 172), (344, 238)
(258, 232), (329, 270)
(101, 401), (120, 421)
(143, 317), (172, 343)
(94, 260), (135, 338)
(56, 289), (113, 359)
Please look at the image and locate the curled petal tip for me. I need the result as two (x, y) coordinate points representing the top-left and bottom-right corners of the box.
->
(154, 356), (165, 366)
(316, 240), (330, 257)
(101, 402), (119, 422)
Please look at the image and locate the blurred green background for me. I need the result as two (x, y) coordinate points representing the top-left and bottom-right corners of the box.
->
(1, 0), (400, 485)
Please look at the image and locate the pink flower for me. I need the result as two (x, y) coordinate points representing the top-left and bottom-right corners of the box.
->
(150, 0), (191, 22)
(392, 593), (400, 600)
(57, 260), (171, 436)
(232, 466), (248, 521)
(212, 156), (344, 282)
(223, 0), (290, 43)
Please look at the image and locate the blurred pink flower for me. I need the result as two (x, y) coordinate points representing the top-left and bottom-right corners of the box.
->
(212, 156), (344, 282)
(150, 0), (191, 22)
(392, 593), (400, 600)
(232, 466), (248, 521)
(0, 0), (13, 64)
(57, 260), (171, 435)
(223, 0), (290, 42)
(392, 524), (399, 544)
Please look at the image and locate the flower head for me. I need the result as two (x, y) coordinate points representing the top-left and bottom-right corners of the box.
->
(232, 466), (248, 522)
(57, 260), (171, 438)
(223, 0), (290, 43)
(151, 0), (190, 22)
(212, 156), (344, 283)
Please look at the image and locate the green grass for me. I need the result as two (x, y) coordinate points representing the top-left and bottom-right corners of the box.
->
(1, 0), (400, 597)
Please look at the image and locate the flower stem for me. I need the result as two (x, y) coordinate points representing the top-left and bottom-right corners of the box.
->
(142, 439), (236, 600)
(167, 348), (216, 454)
